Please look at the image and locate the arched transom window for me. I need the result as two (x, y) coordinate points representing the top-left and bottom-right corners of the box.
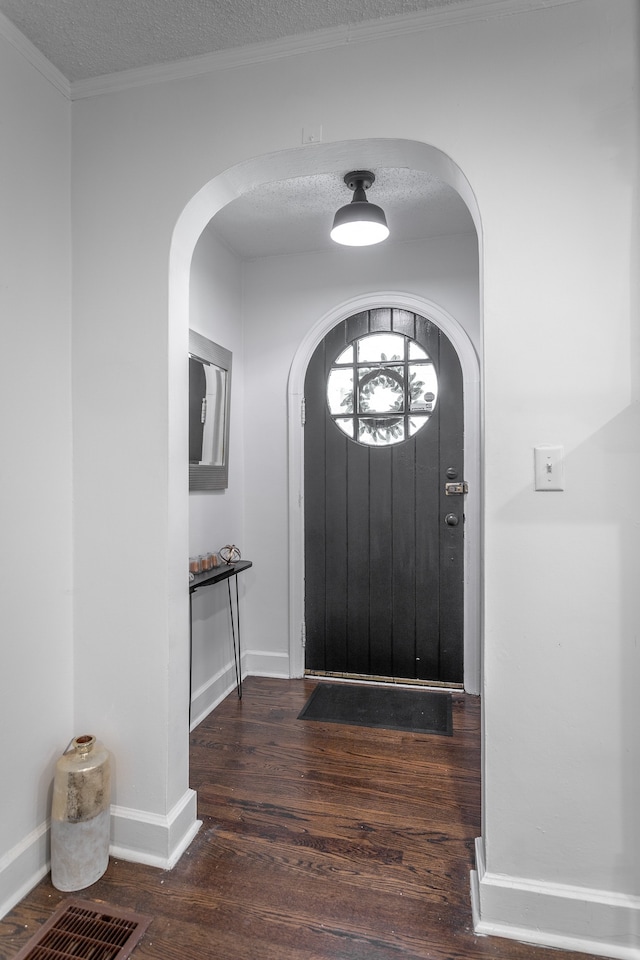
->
(326, 332), (438, 446)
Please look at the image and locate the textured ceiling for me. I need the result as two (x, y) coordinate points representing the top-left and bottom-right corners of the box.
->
(211, 168), (475, 260)
(0, 0), (478, 256)
(0, 0), (474, 82)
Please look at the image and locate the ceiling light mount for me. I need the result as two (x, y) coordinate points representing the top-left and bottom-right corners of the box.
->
(330, 169), (389, 247)
(344, 170), (375, 193)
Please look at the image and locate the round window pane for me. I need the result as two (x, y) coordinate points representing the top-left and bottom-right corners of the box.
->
(408, 364), (438, 412)
(334, 417), (355, 438)
(408, 341), (429, 360)
(359, 366), (405, 414)
(327, 368), (354, 414)
(334, 345), (354, 365)
(358, 418), (405, 445)
(357, 333), (405, 363)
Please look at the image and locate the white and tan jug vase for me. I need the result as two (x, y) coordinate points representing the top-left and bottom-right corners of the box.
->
(51, 734), (111, 891)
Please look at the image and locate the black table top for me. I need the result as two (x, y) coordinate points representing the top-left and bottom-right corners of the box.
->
(189, 559), (252, 592)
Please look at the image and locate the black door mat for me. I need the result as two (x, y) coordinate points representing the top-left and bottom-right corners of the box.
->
(11, 898), (151, 960)
(298, 683), (453, 736)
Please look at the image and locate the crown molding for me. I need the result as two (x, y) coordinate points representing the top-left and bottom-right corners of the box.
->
(69, 23), (347, 100)
(70, 0), (583, 100)
(0, 9), (70, 98)
(2, 0), (584, 102)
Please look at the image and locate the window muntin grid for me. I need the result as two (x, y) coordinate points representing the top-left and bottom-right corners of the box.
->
(326, 332), (437, 446)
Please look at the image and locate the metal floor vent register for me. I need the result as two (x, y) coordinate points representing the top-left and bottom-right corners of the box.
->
(11, 899), (151, 960)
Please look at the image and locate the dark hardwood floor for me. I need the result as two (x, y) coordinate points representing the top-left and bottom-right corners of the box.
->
(1, 678), (598, 960)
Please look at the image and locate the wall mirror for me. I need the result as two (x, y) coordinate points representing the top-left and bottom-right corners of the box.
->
(189, 329), (232, 491)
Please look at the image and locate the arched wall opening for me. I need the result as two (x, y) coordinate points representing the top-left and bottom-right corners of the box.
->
(169, 134), (483, 773)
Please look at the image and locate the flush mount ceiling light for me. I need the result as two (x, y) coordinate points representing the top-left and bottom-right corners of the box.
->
(330, 170), (389, 247)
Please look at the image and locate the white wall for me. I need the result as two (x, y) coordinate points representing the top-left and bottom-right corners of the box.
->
(70, 88), (199, 861)
(189, 226), (246, 723)
(469, 5), (640, 951)
(3, 0), (637, 955)
(240, 233), (479, 672)
(72, 0), (636, 951)
(0, 27), (73, 915)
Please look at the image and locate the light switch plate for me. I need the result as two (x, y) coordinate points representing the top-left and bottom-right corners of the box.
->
(534, 445), (564, 491)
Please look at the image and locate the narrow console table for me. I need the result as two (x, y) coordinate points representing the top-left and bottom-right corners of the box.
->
(189, 560), (252, 716)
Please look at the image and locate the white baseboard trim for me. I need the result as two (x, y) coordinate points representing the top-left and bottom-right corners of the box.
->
(0, 791), (201, 919)
(190, 653), (290, 730)
(243, 650), (289, 678)
(0, 821), (50, 920)
(110, 789), (201, 869)
(471, 837), (640, 960)
(190, 661), (240, 730)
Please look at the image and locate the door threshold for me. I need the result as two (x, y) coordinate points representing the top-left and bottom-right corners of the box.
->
(305, 669), (464, 691)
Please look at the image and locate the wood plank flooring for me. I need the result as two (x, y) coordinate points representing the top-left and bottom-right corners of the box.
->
(1, 678), (599, 960)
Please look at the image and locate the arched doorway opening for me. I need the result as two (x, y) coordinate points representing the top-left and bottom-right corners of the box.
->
(168, 136), (483, 731)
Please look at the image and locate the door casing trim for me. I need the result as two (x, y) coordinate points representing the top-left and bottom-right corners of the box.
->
(287, 292), (482, 694)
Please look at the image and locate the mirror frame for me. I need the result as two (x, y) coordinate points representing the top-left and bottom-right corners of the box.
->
(189, 329), (232, 491)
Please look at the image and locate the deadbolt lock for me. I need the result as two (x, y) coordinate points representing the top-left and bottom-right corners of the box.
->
(445, 481), (469, 495)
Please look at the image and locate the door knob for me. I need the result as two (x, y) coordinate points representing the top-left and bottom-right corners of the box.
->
(445, 513), (459, 526)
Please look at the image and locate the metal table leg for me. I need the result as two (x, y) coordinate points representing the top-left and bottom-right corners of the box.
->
(189, 591), (193, 724)
(227, 576), (242, 699)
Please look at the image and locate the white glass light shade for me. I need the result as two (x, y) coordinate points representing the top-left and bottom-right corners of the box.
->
(330, 200), (389, 246)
